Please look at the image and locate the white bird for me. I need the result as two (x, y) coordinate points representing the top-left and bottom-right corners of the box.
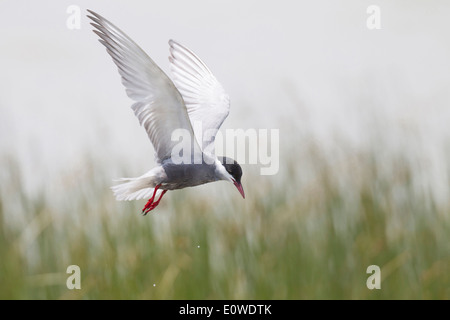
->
(87, 10), (244, 214)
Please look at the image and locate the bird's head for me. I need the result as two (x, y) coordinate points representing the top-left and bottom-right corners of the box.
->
(217, 156), (245, 199)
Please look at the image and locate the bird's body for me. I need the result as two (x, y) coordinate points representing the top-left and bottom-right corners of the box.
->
(162, 161), (218, 190)
(87, 10), (244, 214)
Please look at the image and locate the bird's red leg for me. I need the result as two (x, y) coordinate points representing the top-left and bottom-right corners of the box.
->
(142, 185), (160, 215)
(147, 190), (168, 212)
(142, 187), (168, 215)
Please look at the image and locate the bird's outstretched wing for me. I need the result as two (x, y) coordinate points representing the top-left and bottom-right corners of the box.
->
(168, 40), (230, 156)
(87, 10), (201, 163)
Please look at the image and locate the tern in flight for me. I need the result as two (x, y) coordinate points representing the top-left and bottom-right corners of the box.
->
(87, 10), (244, 214)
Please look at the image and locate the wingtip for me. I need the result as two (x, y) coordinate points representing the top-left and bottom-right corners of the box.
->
(86, 9), (99, 17)
(86, 9), (107, 25)
(86, 9), (96, 19)
(169, 39), (181, 48)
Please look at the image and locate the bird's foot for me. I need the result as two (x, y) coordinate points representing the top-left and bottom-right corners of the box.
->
(142, 185), (160, 215)
(142, 199), (156, 215)
(142, 188), (167, 215)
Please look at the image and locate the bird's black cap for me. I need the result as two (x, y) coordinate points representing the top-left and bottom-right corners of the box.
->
(218, 156), (243, 183)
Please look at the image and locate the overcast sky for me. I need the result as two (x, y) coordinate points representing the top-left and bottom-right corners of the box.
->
(1, 0), (450, 195)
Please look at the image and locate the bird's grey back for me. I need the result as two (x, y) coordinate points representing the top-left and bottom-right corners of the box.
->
(160, 161), (218, 190)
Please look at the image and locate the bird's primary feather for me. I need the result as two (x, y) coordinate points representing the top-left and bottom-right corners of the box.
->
(169, 40), (230, 156)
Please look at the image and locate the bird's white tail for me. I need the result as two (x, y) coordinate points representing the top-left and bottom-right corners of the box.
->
(111, 172), (161, 201)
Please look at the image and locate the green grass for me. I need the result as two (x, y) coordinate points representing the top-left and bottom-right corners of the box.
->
(0, 137), (449, 299)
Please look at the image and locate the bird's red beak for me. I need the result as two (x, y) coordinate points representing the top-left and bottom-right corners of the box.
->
(233, 180), (245, 199)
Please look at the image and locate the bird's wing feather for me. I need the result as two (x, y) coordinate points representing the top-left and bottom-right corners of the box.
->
(168, 40), (230, 156)
(88, 10), (201, 163)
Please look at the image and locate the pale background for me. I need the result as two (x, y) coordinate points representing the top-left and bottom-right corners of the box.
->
(1, 0), (449, 198)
